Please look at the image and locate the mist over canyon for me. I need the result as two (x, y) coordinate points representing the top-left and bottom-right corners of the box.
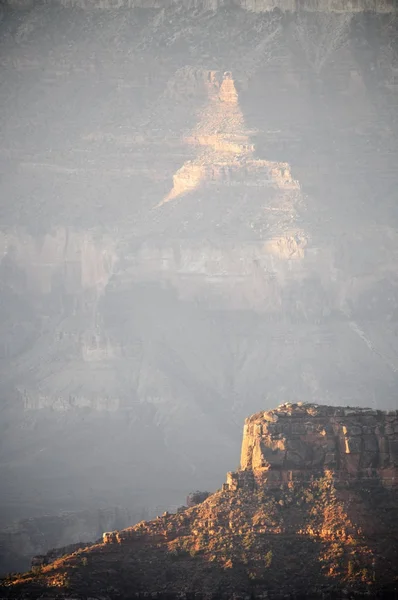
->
(0, 0), (397, 575)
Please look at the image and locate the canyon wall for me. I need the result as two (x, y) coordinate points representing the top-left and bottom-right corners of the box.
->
(0, 229), (117, 297)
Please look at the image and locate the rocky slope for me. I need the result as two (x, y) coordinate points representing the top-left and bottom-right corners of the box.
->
(0, 506), (155, 576)
(1, 0), (398, 565)
(2, 403), (398, 599)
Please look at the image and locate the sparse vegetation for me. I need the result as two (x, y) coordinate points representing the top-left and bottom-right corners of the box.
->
(186, 490), (210, 507)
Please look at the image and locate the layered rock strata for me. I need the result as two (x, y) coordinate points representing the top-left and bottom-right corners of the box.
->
(159, 71), (300, 207)
(226, 403), (398, 491)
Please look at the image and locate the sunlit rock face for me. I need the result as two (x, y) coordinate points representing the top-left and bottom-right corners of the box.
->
(0, 2), (398, 557)
(237, 403), (398, 488)
(159, 71), (300, 206)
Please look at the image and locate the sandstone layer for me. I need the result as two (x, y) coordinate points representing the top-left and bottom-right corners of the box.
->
(229, 402), (398, 489)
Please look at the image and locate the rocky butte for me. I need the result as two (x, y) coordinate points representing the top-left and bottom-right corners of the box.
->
(235, 401), (398, 488)
(2, 403), (398, 599)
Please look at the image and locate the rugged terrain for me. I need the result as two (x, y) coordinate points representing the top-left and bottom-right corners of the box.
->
(2, 403), (398, 598)
(0, 506), (157, 575)
(1, 0), (398, 571)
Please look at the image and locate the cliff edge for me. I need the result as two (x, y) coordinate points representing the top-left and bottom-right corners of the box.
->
(2, 404), (398, 599)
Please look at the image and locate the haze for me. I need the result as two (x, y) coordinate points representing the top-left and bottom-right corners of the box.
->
(0, 0), (397, 575)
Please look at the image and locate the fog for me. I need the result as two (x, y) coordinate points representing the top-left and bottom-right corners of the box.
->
(0, 0), (397, 574)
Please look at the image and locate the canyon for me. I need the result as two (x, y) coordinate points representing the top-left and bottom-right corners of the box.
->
(0, 0), (398, 575)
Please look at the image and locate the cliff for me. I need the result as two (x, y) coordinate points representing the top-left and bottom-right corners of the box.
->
(2, 404), (398, 599)
(237, 403), (398, 487)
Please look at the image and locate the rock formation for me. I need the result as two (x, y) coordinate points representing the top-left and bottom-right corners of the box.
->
(158, 71), (300, 207)
(231, 402), (398, 488)
(2, 404), (398, 599)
